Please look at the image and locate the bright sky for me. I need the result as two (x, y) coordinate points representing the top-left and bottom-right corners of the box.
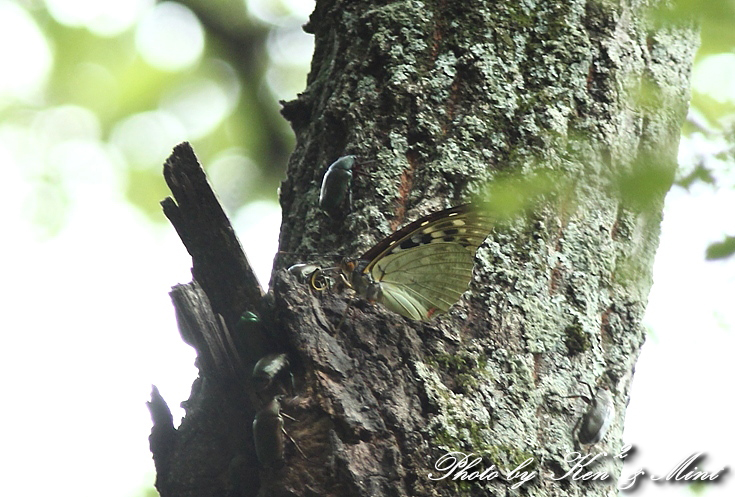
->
(622, 182), (735, 497)
(0, 2), (733, 497)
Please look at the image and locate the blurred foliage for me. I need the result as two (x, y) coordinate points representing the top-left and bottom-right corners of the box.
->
(706, 235), (735, 260)
(3, 0), (733, 251)
(135, 484), (160, 497)
(678, 163), (716, 189)
(481, 169), (573, 222)
(617, 153), (676, 213)
(654, 0), (735, 259)
(661, 0), (735, 57)
(2, 0), (312, 234)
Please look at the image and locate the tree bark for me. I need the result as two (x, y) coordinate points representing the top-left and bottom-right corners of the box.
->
(150, 1), (697, 497)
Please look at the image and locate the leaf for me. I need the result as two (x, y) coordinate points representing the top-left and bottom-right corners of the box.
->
(705, 235), (735, 260)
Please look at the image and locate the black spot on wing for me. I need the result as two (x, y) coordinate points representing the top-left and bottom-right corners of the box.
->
(399, 233), (433, 250)
(361, 204), (495, 271)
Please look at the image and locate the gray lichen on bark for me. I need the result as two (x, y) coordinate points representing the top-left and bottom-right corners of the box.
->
(269, 1), (698, 496)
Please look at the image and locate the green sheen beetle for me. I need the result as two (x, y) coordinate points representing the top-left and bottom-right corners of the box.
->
(234, 311), (270, 364)
(287, 263), (321, 283)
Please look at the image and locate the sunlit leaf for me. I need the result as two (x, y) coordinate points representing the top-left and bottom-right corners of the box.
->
(706, 235), (735, 260)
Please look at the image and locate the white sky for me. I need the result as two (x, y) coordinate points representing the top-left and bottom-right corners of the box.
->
(621, 183), (735, 497)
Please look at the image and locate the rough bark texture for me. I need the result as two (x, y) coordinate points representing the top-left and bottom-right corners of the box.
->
(151, 145), (266, 497)
(150, 1), (697, 497)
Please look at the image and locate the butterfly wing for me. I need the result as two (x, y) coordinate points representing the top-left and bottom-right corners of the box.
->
(360, 204), (494, 320)
(374, 244), (478, 320)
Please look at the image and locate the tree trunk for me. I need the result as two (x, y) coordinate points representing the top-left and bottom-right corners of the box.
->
(149, 1), (697, 497)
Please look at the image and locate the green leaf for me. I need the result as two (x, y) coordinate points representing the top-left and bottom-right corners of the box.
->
(706, 235), (735, 260)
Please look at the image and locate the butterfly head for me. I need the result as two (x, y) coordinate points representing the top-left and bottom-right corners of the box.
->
(339, 257), (356, 273)
(339, 258), (358, 286)
(340, 258), (382, 302)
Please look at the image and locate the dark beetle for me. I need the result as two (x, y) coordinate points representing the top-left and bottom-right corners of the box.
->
(576, 386), (615, 445)
(287, 263), (332, 290)
(252, 353), (293, 394)
(233, 311), (270, 364)
(287, 263), (321, 283)
(252, 397), (284, 467)
(319, 155), (356, 216)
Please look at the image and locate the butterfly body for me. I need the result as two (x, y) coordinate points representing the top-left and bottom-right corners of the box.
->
(339, 204), (494, 321)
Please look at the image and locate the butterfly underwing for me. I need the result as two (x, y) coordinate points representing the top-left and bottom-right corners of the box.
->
(339, 203), (494, 321)
(319, 155), (356, 217)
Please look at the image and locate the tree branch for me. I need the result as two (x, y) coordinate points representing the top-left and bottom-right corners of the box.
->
(162, 142), (264, 329)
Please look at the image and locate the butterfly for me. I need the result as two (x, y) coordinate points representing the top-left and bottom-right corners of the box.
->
(338, 203), (494, 321)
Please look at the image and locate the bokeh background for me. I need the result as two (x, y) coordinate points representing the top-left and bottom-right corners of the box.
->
(1, 1), (733, 496)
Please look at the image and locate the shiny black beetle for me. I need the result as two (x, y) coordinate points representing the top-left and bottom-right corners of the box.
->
(319, 155), (356, 217)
